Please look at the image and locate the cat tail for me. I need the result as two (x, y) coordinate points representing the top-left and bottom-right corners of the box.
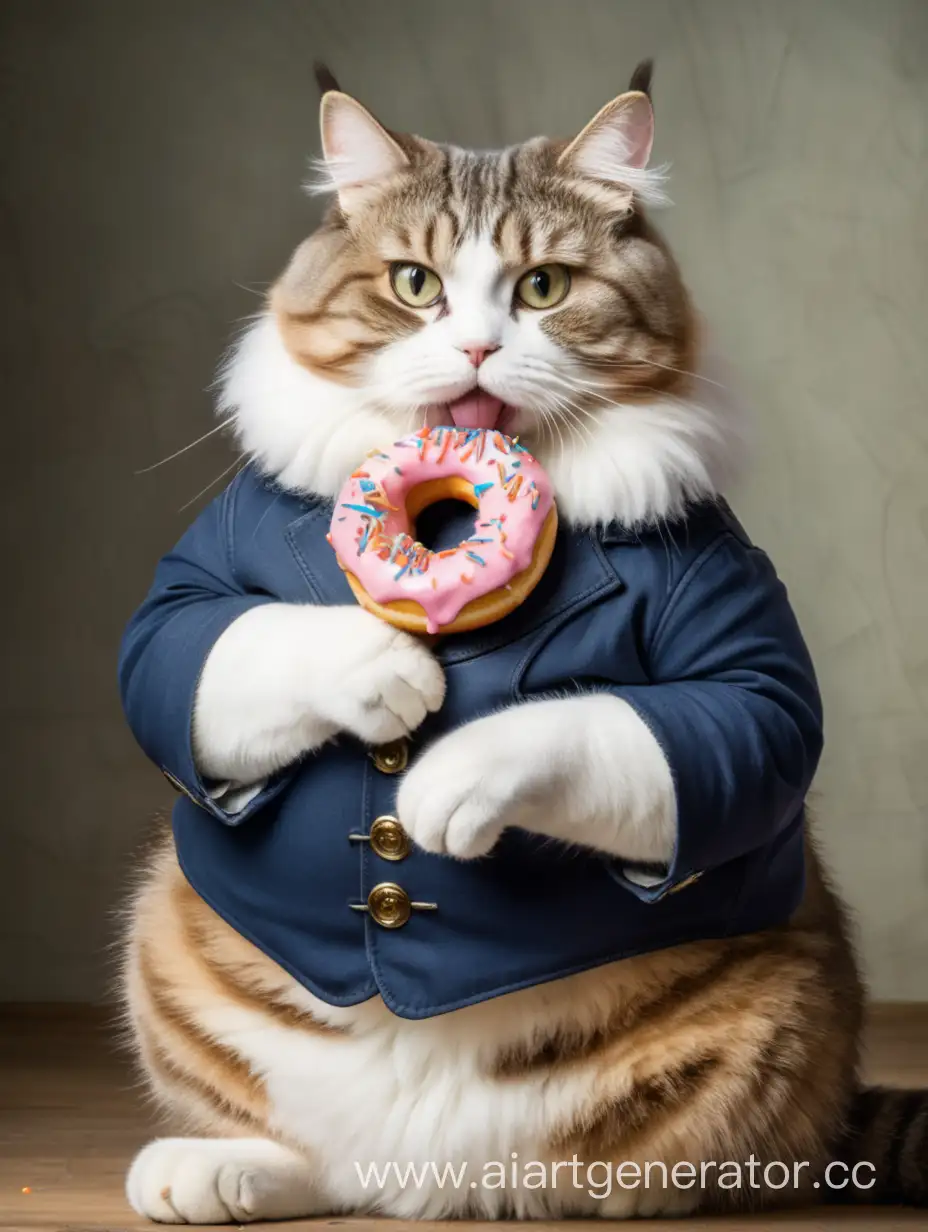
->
(827, 1086), (928, 1205)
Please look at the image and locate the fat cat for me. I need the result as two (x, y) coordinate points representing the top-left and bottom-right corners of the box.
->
(118, 64), (927, 1222)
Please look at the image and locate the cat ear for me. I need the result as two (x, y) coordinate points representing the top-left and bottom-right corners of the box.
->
(558, 90), (667, 205)
(316, 91), (408, 211)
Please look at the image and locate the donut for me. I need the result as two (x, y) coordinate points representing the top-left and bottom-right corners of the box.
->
(328, 427), (557, 635)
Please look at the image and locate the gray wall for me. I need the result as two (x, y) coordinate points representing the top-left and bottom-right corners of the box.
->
(2, 0), (926, 1001)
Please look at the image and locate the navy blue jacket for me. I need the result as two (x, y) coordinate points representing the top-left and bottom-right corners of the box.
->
(119, 467), (823, 1019)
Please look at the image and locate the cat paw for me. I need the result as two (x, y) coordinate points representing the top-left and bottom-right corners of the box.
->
(323, 612), (446, 744)
(126, 1137), (320, 1223)
(397, 713), (526, 858)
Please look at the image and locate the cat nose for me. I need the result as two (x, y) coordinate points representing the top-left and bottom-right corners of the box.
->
(459, 343), (500, 368)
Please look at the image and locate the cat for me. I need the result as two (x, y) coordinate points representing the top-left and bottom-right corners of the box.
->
(118, 63), (927, 1223)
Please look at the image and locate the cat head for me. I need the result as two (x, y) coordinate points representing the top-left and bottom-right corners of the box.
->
(222, 66), (744, 526)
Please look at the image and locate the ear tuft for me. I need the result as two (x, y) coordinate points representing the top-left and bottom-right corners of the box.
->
(313, 61), (341, 98)
(628, 59), (654, 100)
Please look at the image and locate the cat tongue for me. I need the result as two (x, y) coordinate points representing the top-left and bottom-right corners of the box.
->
(447, 390), (505, 430)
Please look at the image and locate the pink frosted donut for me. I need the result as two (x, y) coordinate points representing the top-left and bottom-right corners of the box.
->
(328, 427), (557, 635)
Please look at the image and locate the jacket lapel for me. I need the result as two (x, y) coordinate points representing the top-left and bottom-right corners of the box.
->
(438, 523), (623, 664)
(285, 501), (355, 605)
(284, 502), (623, 665)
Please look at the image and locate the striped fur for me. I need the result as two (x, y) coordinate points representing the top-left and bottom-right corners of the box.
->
(122, 826), (927, 1219)
(284, 134), (682, 388)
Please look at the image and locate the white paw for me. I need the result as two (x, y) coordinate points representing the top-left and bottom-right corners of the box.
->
(126, 1137), (319, 1223)
(321, 611), (445, 744)
(397, 712), (529, 859)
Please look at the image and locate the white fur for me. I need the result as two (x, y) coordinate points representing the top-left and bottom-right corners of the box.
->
(127, 1137), (321, 1222)
(218, 317), (414, 501)
(567, 149), (671, 207)
(222, 304), (742, 529)
(193, 604), (445, 784)
(397, 694), (676, 863)
(129, 972), (700, 1221)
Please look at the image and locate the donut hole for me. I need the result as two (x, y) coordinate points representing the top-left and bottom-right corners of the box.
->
(413, 498), (480, 555)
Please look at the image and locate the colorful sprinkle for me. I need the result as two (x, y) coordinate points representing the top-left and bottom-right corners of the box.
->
(465, 551), (487, 566)
(341, 502), (386, 518)
(473, 481), (493, 498)
(460, 573), (473, 583)
(394, 466), (403, 475)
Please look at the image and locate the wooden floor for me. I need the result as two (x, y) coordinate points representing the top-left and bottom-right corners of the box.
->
(0, 1006), (926, 1231)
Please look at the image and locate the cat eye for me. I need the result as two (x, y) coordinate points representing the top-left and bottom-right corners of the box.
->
(390, 262), (443, 308)
(515, 264), (571, 310)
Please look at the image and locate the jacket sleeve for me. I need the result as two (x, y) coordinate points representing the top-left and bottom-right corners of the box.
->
(609, 528), (823, 901)
(118, 479), (291, 825)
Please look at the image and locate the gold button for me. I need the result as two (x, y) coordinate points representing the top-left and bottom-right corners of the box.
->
(371, 739), (409, 775)
(369, 816), (410, 861)
(367, 882), (412, 929)
(668, 872), (703, 895)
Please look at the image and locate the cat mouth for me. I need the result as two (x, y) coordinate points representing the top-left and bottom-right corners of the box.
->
(444, 390), (511, 432)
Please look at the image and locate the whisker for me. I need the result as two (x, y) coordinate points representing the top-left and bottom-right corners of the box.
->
(549, 396), (597, 448)
(541, 394), (589, 455)
(581, 354), (726, 390)
(562, 370), (697, 413)
(233, 281), (271, 299)
(178, 452), (247, 512)
(517, 363), (646, 405)
(135, 421), (231, 474)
